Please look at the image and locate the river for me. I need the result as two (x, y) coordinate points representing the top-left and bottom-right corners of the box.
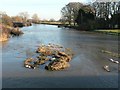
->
(1, 24), (119, 88)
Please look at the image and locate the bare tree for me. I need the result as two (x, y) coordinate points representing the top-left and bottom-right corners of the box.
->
(18, 12), (29, 22)
(93, 0), (120, 28)
(93, 1), (119, 19)
(11, 16), (23, 22)
(49, 18), (55, 22)
(0, 12), (13, 26)
(61, 2), (83, 26)
(61, 6), (69, 24)
(0, 11), (6, 23)
(32, 13), (40, 23)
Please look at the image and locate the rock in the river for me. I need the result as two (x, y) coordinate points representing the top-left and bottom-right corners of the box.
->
(45, 59), (70, 71)
(24, 44), (74, 71)
(24, 58), (38, 69)
(36, 55), (49, 65)
(36, 46), (52, 55)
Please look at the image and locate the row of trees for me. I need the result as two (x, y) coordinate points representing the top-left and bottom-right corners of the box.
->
(61, 1), (120, 30)
(93, 1), (120, 29)
(61, 2), (83, 26)
(0, 12), (40, 26)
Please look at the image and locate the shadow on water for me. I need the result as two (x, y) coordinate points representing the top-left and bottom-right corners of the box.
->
(2, 75), (118, 88)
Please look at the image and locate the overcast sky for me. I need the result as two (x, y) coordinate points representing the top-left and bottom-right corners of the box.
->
(0, 0), (92, 20)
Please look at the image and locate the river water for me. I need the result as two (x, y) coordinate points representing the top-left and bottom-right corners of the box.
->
(1, 24), (119, 88)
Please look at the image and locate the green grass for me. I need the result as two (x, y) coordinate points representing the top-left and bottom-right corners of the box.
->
(95, 29), (120, 35)
(40, 21), (62, 25)
(95, 29), (120, 33)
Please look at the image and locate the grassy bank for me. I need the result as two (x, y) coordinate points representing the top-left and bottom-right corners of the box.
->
(36, 22), (120, 36)
(95, 29), (120, 36)
(40, 21), (63, 25)
(95, 30), (119, 33)
(61, 26), (120, 36)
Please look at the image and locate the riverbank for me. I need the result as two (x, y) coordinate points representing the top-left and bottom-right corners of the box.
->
(40, 21), (63, 25)
(39, 22), (120, 36)
(60, 26), (120, 36)
(0, 24), (10, 42)
(94, 29), (120, 36)
(0, 33), (8, 42)
(0, 24), (23, 42)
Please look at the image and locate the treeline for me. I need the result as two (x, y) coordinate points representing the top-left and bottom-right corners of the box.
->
(0, 12), (41, 27)
(60, 1), (120, 30)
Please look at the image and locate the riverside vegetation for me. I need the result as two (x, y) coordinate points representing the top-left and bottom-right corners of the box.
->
(0, 12), (33, 42)
(0, 24), (23, 42)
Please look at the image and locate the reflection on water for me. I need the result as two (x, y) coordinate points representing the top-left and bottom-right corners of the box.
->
(1, 24), (118, 88)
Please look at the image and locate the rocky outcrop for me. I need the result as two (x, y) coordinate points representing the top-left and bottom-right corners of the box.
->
(44, 50), (72, 71)
(36, 55), (49, 65)
(45, 58), (70, 71)
(24, 58), (39, 69)
(24, 44), (74, 71)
